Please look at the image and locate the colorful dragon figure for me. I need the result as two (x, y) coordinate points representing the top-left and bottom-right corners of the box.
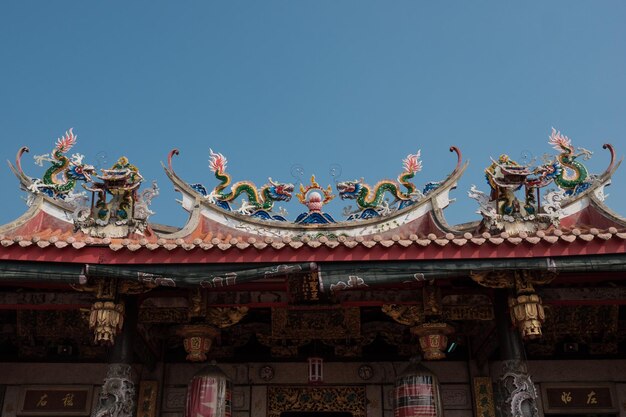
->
(29, 128), (95, 199)
(336, 151), (423, 210)
(206, 149), (294, 212)
(540, 128), (592, 195)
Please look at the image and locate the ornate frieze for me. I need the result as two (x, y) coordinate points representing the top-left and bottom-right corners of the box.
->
(271, 307), (360, 339)
(525, 305), (619, 357)
(16, 310), (107, 360)
(267, 386), (366, 417)
(206, 306), (249, 328)
(139, 308), (188, 324)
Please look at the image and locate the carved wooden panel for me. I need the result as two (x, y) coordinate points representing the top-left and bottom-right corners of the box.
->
(267, 386), (366, 417)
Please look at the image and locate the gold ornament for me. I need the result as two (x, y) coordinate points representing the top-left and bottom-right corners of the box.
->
(509, 293), (545, 340)
(89, 301), (125, 345)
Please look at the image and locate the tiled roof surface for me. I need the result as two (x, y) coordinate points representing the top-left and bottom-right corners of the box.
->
(2, 221), (624, 252)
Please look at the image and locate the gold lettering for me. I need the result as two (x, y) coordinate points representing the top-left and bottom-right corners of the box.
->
(36, 394), (48, 408)
(561, 392), (572, 404)
(62, 393), (75, 407)
(587, 391), (598, 405)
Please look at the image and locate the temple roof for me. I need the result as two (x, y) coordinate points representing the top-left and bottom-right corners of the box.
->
(1, 129), (625, 267)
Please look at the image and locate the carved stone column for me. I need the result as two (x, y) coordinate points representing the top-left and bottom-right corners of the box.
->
(92, 297), (138, 417)
(494, 290), (539, 417)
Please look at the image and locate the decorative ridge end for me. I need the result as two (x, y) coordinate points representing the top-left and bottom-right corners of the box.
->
(449, 146), (462, 171)
(15, 146), (30, 177)
(601, 143), (616, 177)
(168, 148), (180, 172)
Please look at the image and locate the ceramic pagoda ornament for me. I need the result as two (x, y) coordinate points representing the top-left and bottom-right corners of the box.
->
(9, 128), (159, 239)
(469, 128), (616, 235)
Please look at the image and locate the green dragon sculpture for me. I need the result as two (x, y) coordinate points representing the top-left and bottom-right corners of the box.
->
(28, 128), (95, 199)
(543, 128), (592, 195)
(207, 149), (294, 213)
(336, 151), (424, 210)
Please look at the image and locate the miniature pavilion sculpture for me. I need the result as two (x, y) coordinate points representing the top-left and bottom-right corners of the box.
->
(76, 156), (158, 237)
(470, 128), (616, 235)
(10, 128), (159, 239)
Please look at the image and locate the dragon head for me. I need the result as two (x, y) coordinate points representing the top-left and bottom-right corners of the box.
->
(266, 178), (295, 201)
(66, 162), (95, 182)
(336, 179), (365, 200)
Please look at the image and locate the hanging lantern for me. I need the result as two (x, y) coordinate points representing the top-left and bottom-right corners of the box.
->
(177, 325), (220, 362)
(308, 357), (323, 384)
(89, 301), (124, 345)
(509, 293), (545, 340)
(411, 322), (454, 360)
(184, 363), (232, 417)
(394, 357), (444, 417)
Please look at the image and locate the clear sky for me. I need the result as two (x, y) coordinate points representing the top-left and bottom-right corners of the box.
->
(1, 1), (625, 228)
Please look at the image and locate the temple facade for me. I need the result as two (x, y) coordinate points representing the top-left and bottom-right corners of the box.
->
(0, 128), (625, 417)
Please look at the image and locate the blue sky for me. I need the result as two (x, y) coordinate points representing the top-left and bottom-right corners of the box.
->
(1, 1), (625, 227)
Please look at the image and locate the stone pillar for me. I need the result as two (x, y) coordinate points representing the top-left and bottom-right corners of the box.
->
(494, 289), (539, 417)
(92, 297), (138, 417)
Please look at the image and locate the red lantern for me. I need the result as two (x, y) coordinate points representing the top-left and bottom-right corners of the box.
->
(185, 364), (232, 417)
(394, 358), (444, 417)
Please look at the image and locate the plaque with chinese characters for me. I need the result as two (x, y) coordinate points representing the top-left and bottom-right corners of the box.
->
(18, 386), (93, 416)
(541, 383), (617, 414)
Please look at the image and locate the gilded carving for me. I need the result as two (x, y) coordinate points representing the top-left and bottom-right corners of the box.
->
(256, 334), (311, 358)
(89, 301), (125, 345)
(267, 386), (366, 417)
(271, 307), (360, 339)
(138, 308), (188, 324)
(470, 270), (556, 289)
(206, 306), (249, 329)
(470, 270), (555, 340)
(16, 310), (107, 360)
(381, 304), (423, 326)
(509, 294), (545, 339)
(526, 305), (619, 357)
(423, 284), (443, 316)
(444, 304), (494, 321)
(72, 277), (155, 298)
